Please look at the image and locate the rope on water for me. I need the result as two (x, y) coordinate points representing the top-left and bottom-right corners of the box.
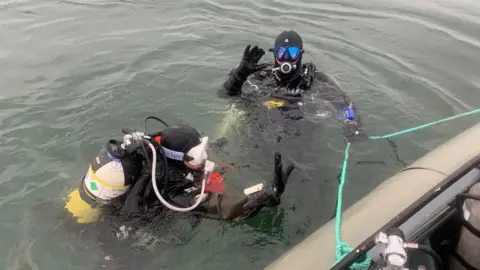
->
(333, 107), (480, 269)
(333, 142), (372, 269)
(369, 108), (480, 140)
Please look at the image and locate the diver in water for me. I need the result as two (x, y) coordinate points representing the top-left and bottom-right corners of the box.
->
(121, 125), (295, 220)
(64, 122), (295, 269)
(221, 30), (366, 142)
(65, 121), (294, 228)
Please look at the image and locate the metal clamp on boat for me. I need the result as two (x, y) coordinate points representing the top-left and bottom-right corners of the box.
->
(371, 227), (444, 270)
(374, 227), (408, 269)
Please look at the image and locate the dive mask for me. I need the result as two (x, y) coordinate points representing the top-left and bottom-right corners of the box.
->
(184, 136), (209, 170)
(274, 46), (301, 62)
(270, 46), (303, 74)
(162, 136), (210, 170)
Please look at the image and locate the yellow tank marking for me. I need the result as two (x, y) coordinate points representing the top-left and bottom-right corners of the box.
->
(263, 100), (285, 109)
(88, 166), (129, 189)
(64, 188), (100, 224)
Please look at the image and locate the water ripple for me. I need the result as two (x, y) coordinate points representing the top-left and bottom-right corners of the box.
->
(0, 0), (480, 270)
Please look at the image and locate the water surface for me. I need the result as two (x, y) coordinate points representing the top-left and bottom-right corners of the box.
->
(1, 0), (479, 269)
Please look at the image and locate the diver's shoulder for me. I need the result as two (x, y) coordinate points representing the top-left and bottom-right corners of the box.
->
(308, 67), (338, 86)
(307, 65), (346, 93)
(311, 69), (330, 83)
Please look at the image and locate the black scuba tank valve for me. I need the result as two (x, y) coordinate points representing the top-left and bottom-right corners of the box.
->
(106, 139), (127, 159)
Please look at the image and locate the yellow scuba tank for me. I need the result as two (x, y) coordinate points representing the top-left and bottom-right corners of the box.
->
(451, 180), (480, 270)
(65, 138), (142, 224)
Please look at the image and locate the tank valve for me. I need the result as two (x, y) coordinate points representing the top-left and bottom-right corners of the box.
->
(375, 227), (407, 270)
(120, 128), (150, 152)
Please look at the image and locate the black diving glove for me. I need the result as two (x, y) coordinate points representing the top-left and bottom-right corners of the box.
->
(236, 45), (270, 78)
(271, 152), (295, 200)
(244, 153), (295, 211)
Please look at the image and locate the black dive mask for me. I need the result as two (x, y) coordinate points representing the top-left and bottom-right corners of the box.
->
(271, 30), (305, 82)
(270, 46), (304, 78)
(274, 46), (302, 62)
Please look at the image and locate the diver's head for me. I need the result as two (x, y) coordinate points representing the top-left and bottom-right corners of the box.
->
(159, 125), (209, 172)
(271, 30), (304, 80)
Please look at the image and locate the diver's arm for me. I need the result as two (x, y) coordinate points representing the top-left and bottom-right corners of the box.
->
(314, 71), (342, 90)
(122, 173), (150, 216)
(314, 71), (356, 111)
(172, 190), (252, 221)
(169, 186), (276, 221)
(221, 67), (249, 96)
(314, 71), (367, 141)
(122, 154), (172, 216)
(223, 153), (294, 220)
(169, 153), (294, 221)
(162, 183), (248, 220)
(220, 45), (270, 97)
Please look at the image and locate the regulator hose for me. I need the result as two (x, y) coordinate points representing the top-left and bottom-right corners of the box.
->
(148, 138), (169, 197)
(405, 244), (444, 270)
(144, 116), (169, 134)
(145, 140), (206, 212)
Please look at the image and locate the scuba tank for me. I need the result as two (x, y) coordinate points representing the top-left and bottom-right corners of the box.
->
(65, 130), (144, 224)
(451, 180), (480, 270)
(80, 139), (141, 203)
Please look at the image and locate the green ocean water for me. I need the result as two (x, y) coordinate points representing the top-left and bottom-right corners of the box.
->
(0, 0), (479, 269)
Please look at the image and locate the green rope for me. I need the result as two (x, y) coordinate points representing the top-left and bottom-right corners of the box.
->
(333, 107), (480, 269)
(333, 142), (371, 269)
(369, 108), (480, 140)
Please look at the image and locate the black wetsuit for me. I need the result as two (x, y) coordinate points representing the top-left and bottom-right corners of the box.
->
(62, 132), (291, 270)
(124, 155), (281, 222)
(221, 63), (366, 143)
(90, 150), (288, 269)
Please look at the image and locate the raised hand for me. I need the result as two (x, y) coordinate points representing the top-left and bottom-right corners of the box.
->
(237, 45), (271, 77)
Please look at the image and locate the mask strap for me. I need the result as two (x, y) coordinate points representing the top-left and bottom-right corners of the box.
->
(268, 47), (305, 54)
(161, 148), (202, 163)
(162, 147), (186, 161)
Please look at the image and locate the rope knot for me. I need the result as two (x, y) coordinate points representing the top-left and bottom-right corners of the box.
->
(335, 242), (371, 270)
(336, 242), (353, 257)
(332, 108), (480, 270)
